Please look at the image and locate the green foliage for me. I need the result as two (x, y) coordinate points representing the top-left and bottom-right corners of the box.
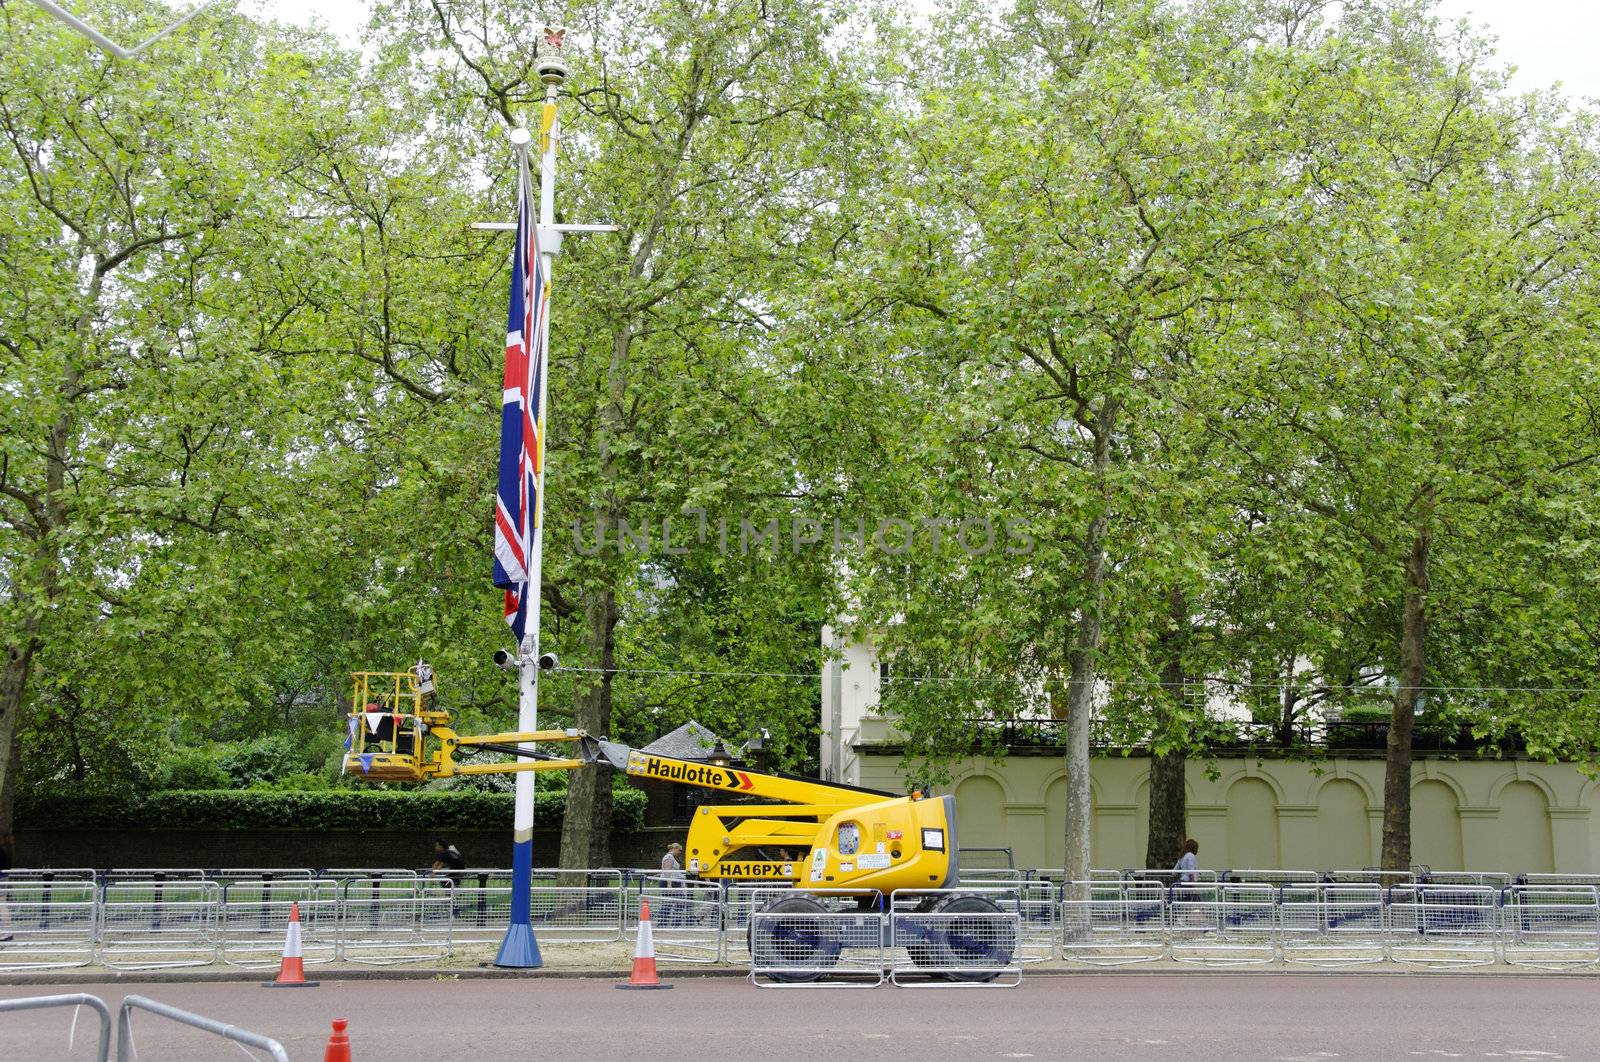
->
(18, 788), (647, 833)
(2, 0), (1599, 879)
(216, 737), (313, 789)
(155, 750), (232, 791)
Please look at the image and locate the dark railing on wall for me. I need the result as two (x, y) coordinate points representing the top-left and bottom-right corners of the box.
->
(949, 717), (1526, 755)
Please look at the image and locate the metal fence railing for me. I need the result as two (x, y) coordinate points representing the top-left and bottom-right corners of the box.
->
(723, 882), (796, 964)
(1166, 883), (1279, 966)
(746, 889), (884, 987)
(117, 994), (289, 1062)
(219, 880), (340, 968)
(335, 877), (452, 965)
(1279, 884), (1388, 967)
(97, 881), (220, 970)
(625, 875), (721, 965)
(0, 880), (98, 971)
(1500, 885), (1600, 970)
(448, 883), (625, 945)
(4, 867), (1600, 972)
(0, 993), (114, 1060)
(1386, 884), (1501, 968)
(1061, 879), (1168, 966)
(888, 889), (1022, 987)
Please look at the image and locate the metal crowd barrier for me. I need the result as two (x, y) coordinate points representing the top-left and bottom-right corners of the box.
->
(723, 882), (795, 963)
(951, 883), (1055, 964)
(747, 889), (884, 987)
(219, 880), (340, 968)
(0, 993), (284, 1062)
(1420, 871), (1513, 888)
(1222, 869), (1320, 886)
(1324, 868), (1415, 885)
(117, 994), (288, 1062)
(318, 868), (420, 884)
(335, 876), (452, 965)
(0, 993), (113, 1061)
(208, 868), (316, 886)
(1060, 879), (1167, 966)
(1521, 873), (1600, 887)
(1126, 868), (1221, 886)
(8, 867), (1600, 973)
(1166, 883), (1279, 966)
(888, 889), (1022, 987)
(626, 875), (721, 965)
(449, 883), (624, 945)
(1385, 884), (1501, 967)
(1500, 885), (1600, 970)
(97, 881), (220, 969)
(0, 880), (97, 971)
(0, 868), (97, 885)
(99, 868), (209, 882)
(1279, 884), (1388, 967)
(955, 868), (1026, 886)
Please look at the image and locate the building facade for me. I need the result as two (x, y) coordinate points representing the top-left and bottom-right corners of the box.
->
(823, 627), (1600, 873)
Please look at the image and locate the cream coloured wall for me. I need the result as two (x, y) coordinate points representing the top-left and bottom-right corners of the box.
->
(853, 728), (1598, 872)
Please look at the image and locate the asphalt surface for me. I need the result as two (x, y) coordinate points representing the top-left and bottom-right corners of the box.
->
(1, 973), (1592, 1061)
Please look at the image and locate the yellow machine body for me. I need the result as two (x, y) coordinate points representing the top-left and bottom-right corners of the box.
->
(342, 670), (959, 894)
(619, 747), (958, 892)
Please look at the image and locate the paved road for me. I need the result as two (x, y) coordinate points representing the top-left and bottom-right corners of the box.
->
(1, 973), (1589, 1061)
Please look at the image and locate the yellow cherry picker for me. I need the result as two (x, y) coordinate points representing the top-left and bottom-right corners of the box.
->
(343, 666), (1015, 980)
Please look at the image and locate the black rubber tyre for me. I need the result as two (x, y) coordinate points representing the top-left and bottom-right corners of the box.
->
(749, 893), (842, 984)
(925, 892), (1017, 983)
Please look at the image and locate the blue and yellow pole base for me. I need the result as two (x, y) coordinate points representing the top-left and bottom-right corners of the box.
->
(494, 837), (543, 967)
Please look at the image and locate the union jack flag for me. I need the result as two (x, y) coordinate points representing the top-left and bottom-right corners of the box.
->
(493, 154), (547, 645)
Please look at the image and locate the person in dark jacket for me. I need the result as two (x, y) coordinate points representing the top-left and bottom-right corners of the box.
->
(432, 840), (466, 872)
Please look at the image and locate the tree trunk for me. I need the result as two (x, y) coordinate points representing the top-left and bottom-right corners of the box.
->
(1, 262), (94, 865)
(1063, 635), (1097, 886)
(1145, 748), (1186, 870)
(1063, 511), (1107, 888)
(559, 589), (618, 869)
(0, 620), (41, 866)
(1063, 404), (1115, 891)
(556, 309), (630, 870)
(1146, 588), (1189, 869)
(1381, 520), (1432, 872)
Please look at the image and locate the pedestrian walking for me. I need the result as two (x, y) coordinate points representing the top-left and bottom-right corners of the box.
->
(660, 842), (685, 927)
(1173, 838), (1200, 884)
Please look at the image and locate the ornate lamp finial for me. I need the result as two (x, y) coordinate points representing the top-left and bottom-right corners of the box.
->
(539, 26), (569, 86)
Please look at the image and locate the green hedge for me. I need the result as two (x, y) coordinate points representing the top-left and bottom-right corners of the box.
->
(17, 788), (646, 833)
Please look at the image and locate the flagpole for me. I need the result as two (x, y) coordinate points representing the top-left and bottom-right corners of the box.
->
(494, 41), (567, 971)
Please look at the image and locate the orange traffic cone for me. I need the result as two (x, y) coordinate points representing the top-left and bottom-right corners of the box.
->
(263, 902), (320, 988)
(616, 898), (673, 990)
(323, 1018), (352, 1062)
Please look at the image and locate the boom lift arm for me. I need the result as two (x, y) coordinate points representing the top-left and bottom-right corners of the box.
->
(342, 670), (958, 892)
(341, 667), (1010, 983)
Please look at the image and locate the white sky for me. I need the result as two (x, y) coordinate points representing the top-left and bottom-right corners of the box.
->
(253, 0), (1598, 101)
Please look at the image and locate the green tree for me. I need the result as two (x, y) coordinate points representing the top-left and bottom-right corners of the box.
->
(1204, 5), (1600, 867)
(0, 0), (366, 855)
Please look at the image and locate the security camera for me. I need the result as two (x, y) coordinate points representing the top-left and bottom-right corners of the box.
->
(537, 652), (560, 672)
(493, 649), (518, 671)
